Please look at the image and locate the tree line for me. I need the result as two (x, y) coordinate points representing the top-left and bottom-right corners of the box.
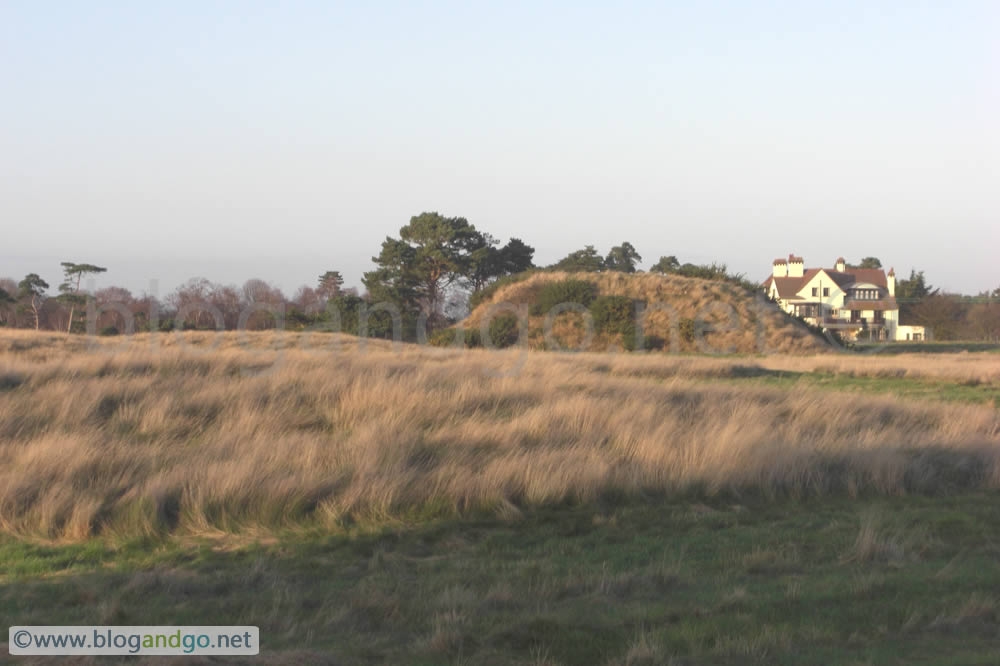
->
(893, 269), (1000, 341)
(1, 214), (998, 341)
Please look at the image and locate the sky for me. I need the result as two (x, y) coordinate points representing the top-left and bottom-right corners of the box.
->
(1, 1), (997, 297)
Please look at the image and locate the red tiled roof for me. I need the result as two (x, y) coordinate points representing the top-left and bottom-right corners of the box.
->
(763, 274), (810, 298)
(843, 299), (898, 311)
(761, 266), (890, 298)
(844, 268), (888, 288)
(822, 270), (855, 288)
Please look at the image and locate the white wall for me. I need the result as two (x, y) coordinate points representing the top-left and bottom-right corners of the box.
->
(795, 270), (845, 312)
(895, 324), (927, 341)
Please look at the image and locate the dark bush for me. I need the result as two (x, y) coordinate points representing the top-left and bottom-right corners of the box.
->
(323, 294), (365, 335)
(590, 295), (638, 334)
(486, 313), (519, 348)
(466, 328), (483, 348)
(99, 326), (120, 336)
(679, 318), (696, 343)
(590, 295), (643, 351)
(429, 329), (457, 347)
(429, 328), (482, 348)
(531, 279), (599, 316)
(286, 308), (317, 329)
(642, 334), (667, 351)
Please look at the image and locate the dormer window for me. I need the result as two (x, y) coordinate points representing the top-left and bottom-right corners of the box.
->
(848, 288), (879, 300)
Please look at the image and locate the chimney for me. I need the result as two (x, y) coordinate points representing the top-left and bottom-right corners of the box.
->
(835, 257), (846, 272)
(773, 258), (787, 278)
(787, 254), (804, 278)
(887, 267), (895, 297)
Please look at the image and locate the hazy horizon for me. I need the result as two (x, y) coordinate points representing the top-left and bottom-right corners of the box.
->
(2, 1), (997, 296)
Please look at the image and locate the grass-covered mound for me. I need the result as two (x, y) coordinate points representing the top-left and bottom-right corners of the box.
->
(445, 271), (829, 354)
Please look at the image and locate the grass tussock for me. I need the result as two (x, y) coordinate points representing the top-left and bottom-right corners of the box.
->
(1, 330), (1000, 541)
(842, 511), (909, 565)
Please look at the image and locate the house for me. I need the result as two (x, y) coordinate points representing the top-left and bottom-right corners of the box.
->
(762, 255), (927, 342)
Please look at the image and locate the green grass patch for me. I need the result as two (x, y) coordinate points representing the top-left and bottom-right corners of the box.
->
(3, 494), (1000, 663)
(860, 341), (1000, 354)
(715, 369), (1000, 407)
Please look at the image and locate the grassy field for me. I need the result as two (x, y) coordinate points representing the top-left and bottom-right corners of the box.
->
(5, 494), (1000, 664)
(2, 330), (1000, 663)
(859, 341), (1000, 355)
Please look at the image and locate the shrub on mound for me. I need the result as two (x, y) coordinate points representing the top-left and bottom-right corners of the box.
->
(590, 295), (638, 334)
(678, 318), (697, 343)
(429, 328), (482, 348)
(590, 295), (643, 351)
(530, 279), (599, 316)
(486, 313), (520, 348)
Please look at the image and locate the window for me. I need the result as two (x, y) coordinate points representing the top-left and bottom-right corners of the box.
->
(823, 287), (829, 297)
(811, 287), (817, 296)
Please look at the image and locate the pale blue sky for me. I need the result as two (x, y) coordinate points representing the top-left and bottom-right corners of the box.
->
(1, 1), (997, 296)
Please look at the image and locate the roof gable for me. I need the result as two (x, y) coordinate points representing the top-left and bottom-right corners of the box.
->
(763, 275), (803, 299)
(762, 265), (888, 299)
(795, 269), (846, 298)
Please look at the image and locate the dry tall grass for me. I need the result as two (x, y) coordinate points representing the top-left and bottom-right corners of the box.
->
(1, 330), (999, 541)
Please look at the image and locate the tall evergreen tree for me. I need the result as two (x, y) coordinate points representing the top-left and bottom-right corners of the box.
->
(604, 242), (642, 273)
(317, 271), (344, 301)
(18, 273), (49, 330)
(550, 246), (605, 272)
(0, 287), (13, 326)
(649, 255), (681, 273)
(896, 269), (936, 321)
(467, 236), (536, 292)
(58, 262), (107, 333)
(499, 238), (535, 275)
(364, 212), (482, 332)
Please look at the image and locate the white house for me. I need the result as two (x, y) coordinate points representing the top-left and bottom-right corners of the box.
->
(762, 255), (927, 342)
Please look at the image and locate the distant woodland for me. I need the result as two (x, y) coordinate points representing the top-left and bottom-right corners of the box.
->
(2, 213), (998, 341)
